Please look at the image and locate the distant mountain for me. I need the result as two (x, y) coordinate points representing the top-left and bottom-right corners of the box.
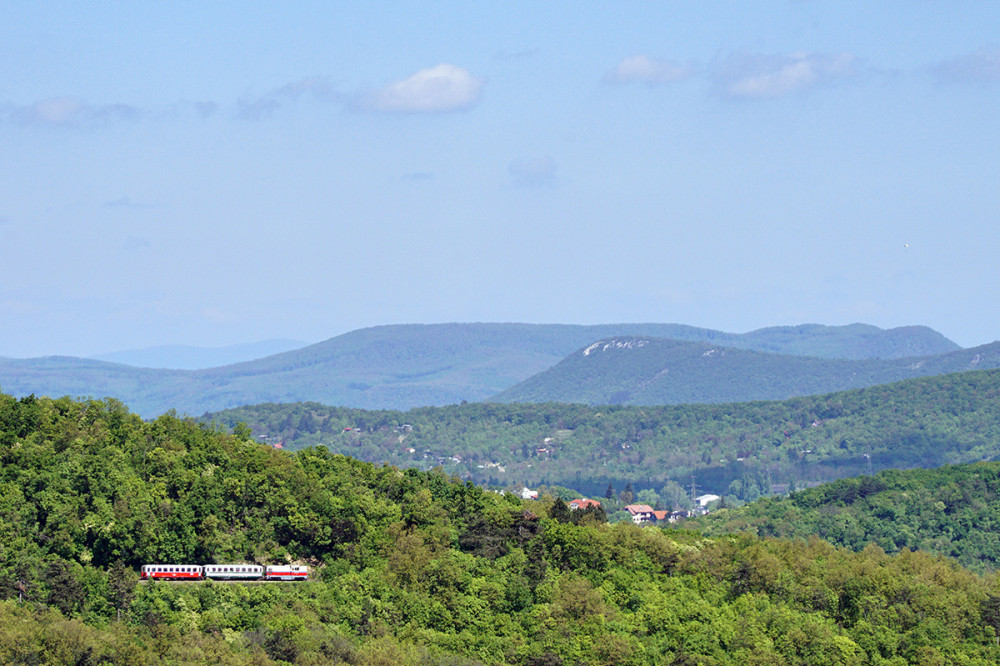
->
(493, 336), (999, 405)
(90, 338), (309, 369)
(0, 322), (964, 417)
(731, 323), (958, 359)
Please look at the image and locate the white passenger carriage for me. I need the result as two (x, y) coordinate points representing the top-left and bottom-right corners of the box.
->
(203, 564), (265, 580)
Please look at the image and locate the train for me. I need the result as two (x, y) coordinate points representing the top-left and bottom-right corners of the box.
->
(140, 563), (309, 581)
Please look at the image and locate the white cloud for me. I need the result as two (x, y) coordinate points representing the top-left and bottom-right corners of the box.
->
(237, 77), (342, 120)
(509, 156), (557, 187)
(6, 96), (142, 126)
(26, 97), (84, 124)
(929, 48), (1000, 84)
(604, 55), (693, 85)
(367, 64), (483, 113)
(715, 52), (856, 99)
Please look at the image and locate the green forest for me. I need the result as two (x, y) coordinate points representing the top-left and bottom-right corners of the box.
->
(5, 391), (1000, 664)
(685, 461), (1000, 574)
(204, 368), (1000, 499)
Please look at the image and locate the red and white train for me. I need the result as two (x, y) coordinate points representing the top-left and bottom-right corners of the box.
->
(140, 564), (309, 581)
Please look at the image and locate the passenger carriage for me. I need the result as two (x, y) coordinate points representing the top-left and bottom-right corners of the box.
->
(203, 564), (264, 580)
(141, 564), (203, 580)
(265, 565), (309, 581)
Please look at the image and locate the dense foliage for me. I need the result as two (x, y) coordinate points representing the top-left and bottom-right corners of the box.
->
(0, 322), (963, 418)
(5, 392), (1000, 664)
(686, 462), (1000, 574)
(205, 368), (1000, 498)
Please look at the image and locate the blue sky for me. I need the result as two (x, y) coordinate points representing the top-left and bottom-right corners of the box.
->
(2, 1), (998, 357)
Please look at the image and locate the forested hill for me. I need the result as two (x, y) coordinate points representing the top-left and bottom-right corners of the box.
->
(206, 367), (1000, 498)
(4, 392), (1000, 664)
(493, 337), (1000, 406)
(686, 461), (1000, 574)
(0, 322), (959, 417)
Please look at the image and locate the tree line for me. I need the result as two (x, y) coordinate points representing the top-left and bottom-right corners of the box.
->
(204, 368), (1000, 499)
(4, 391), (1000, 663)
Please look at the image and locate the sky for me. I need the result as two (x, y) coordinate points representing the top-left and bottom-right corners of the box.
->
(2, 1), (999, 358)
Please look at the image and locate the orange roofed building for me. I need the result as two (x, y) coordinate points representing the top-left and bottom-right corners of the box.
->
(625, 504), (656, 524)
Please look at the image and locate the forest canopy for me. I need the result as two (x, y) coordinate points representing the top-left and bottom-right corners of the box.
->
(4, 391), (1000, 664)
(204, 368), (1000, 499)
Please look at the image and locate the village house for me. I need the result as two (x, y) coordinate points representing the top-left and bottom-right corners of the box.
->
(693, 494), (721, 514)
(568, 498), (602, 510)
(624, 504), (656, 524)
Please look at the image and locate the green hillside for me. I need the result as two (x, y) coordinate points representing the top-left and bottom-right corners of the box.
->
(4, 392), (1000, 664)
(0, 322), (961, 417)
(686, 462), (1000, 573)
(206, 367), (1000, 499)
(493, 337), (1000, 406)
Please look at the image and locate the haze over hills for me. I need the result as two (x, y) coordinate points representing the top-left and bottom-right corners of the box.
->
(90, 338), (309, 370)
(0, 322), (966, 418)
(493, 335), (1000, 406)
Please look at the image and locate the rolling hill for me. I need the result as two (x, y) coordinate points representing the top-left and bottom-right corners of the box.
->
(685, 461), (1000, 573)
(493, 336), (1000, 405)
(5, 391), (1000, 664)
(90, 338), (308, 369)
(206, 367), (1000, 498)
(0, 322), (963, 417)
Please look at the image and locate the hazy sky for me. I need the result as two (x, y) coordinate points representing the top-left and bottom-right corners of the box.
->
(2, 2), (998, 357)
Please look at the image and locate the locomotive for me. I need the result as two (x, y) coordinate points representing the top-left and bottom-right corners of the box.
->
(140, 563), (309, 581)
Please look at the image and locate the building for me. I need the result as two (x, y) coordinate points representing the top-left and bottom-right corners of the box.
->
(693, 494), (721, 514)
(624, 504), (656, 524)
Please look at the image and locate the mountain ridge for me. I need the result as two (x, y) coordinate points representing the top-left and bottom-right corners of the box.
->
(493, 335), (998, 406)
(0, 322), (964, 417)
(89, 338), (309, 370)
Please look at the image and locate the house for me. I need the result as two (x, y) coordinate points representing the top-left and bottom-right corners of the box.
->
(520, 487), (539, 500)
(568, 498), (602, 510)
(625, 504), (656, 524)
(668, 509), (690, 523)
(693, 494), (721, 514)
